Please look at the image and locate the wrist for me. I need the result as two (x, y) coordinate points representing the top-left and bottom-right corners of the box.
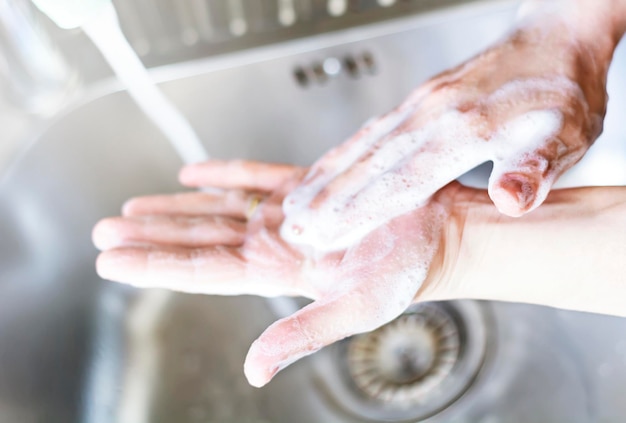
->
(416, 186), (493, 303)
(434, 186), (626, 315)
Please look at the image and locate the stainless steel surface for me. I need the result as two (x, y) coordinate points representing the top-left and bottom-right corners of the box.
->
(11, 0), (503, 91)
(110, 0), (490, 67)
(2, 1), (626, 422)
(347, 304), (464, 402)
(317, 301), (489, 422)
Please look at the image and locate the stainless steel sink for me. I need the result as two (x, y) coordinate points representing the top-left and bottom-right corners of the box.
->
(2, 1), (626, 422)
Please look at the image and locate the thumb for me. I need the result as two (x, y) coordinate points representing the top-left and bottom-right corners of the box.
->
(488, 143), (585, 217)
(243, 288), (410, 387)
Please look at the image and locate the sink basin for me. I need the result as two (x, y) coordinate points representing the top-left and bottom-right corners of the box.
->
(2, 1), (626, 422)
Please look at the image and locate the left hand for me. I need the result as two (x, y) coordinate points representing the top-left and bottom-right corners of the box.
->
(279, 4), (614, 251)
(93, 160), (463, 387)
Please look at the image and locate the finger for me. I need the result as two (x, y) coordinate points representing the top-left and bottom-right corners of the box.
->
(488, 138), (586, 216)
(283, 106), (413, 215)
(281, 134), (486, 250)
(303, 104), (459, 211)
(246, 203), (442, 387)
(122, 191), (256, 219)
(280, 106), (470, 249)
(97, 242), (302, 296)
(243, 293), (410, 388)
(306, 130), (422, 210)
(282, 109), (564, 250)
(301, 102), (472, 214)
(334, 110), (563, 239)
(179, 160), (301, 191)
(92, 215), (246, 250)
(96, 246), (248, 294)
(244, 278), (417, 387)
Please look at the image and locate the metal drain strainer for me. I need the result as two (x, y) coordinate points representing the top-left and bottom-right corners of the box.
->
(347, 305), (461, 404)
(314, 301), (491, 422)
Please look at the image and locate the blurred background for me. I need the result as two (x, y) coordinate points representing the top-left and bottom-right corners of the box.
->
(1, 0), (626, 422)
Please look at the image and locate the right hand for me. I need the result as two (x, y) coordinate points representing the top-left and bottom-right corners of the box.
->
(280, 1), (616, 251)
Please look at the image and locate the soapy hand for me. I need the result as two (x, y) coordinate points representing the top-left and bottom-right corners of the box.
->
(93, 160), (466, 387)
(281, 12), (610, 251)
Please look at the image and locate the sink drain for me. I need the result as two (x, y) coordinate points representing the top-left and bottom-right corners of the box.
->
(347, 304), (461, 405)
(313, 301), (491, 422)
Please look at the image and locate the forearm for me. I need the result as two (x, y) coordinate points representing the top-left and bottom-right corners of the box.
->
(433, 186), (626, 316)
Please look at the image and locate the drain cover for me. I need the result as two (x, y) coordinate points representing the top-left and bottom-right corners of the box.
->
(313, 301), (491, 422)
(347, 304), (461, 405)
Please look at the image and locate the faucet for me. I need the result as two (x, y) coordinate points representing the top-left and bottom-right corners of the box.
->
(0, 0), (78, 116)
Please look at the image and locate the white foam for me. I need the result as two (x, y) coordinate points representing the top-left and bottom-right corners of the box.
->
(281, 77), (573, 251)
(282, 105), (415, 215)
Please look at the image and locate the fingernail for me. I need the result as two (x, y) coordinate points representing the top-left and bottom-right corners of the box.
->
(493, 174), (538, 216)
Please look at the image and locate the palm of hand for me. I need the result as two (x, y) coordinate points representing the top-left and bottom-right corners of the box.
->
(93, 160), (451, 387)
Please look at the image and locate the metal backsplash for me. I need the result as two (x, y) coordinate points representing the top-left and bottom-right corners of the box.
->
(111, 0), (487, 67)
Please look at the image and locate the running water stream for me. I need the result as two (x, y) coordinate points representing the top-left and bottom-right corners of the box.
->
(81, 2), (208, 165)
(81, 0), (298, 342)
(77, 6), (300, 422)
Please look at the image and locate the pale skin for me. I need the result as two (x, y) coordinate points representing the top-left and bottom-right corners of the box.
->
(93, 160), (626, 387)
(93, 0), (626, 387)
(94, 161), (449, 387)
(280, 0), (626, 250)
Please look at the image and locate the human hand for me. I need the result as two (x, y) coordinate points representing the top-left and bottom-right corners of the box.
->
(93, 160), (468, 387)
(280, 0), (621, 251)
